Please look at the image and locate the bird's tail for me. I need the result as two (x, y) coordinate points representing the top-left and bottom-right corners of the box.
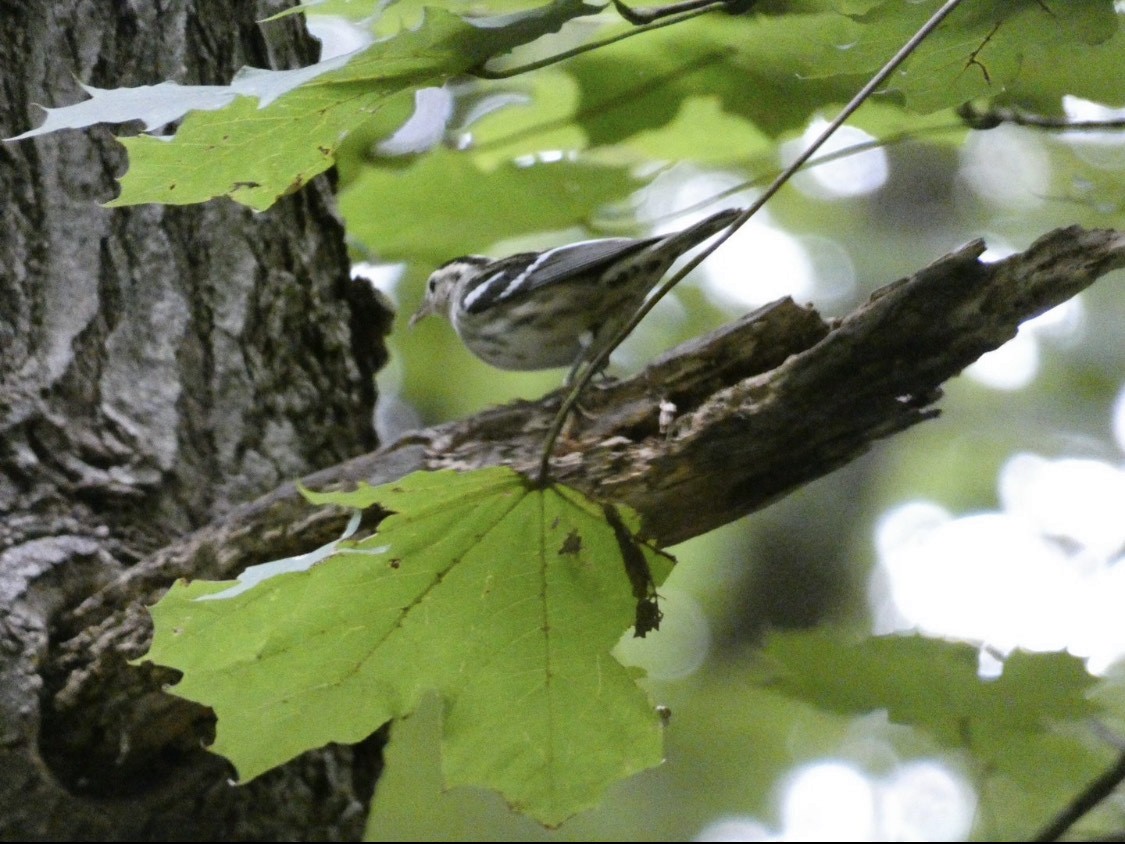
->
(656, 207), (742, 257)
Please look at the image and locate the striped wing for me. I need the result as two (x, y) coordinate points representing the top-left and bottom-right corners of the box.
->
(462, 236), (656, 315)
(514, 237), (658, 291)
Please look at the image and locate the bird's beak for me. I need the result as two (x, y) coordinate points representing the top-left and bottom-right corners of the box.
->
(408, 302), (431, 329)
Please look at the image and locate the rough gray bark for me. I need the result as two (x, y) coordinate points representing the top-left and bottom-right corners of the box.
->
(1, 1), (391, 840)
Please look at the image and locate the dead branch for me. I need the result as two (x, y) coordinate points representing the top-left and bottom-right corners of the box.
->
(71, 224), (1125, 630)
(55, 225), (1125, 789)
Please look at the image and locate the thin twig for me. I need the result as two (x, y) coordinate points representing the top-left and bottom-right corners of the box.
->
(471, 4), (719, 80)
(471, 48), (733, 154)
(1032, 749), (1125, 842)
(537, 0), (970, 484)
(959, 102), (1125, 131)
(611, 0), (731, 25)
(602, 121), (967, 230)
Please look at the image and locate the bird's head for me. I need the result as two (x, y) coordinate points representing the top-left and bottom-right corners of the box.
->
(410, 256), (491, 327)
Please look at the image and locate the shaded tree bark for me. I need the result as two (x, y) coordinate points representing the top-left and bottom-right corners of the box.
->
(1, 1), (391, 839)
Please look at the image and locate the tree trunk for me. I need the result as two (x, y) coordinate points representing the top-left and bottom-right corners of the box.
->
(1, 2), (391, 839)
(5, 2), (1124, 841)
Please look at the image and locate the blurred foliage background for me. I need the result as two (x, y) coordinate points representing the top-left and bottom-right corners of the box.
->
(307, 0), (1125, 839)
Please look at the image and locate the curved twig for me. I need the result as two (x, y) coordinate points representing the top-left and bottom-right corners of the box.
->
(537, 0), (971, 483)
(959, 102), (1125, 132)
(611, 0), (733, 25)
(471, 5), (718, 79)
(1033, 749), (1125, 842)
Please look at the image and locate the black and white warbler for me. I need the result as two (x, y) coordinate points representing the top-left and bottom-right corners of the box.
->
(410, 207), (741, 372)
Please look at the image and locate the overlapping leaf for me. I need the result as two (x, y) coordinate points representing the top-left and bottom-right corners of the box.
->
(143, 467), (674, 826)
(553, 0), (1119, 150)
(826, 0), (1121, 114)
(10, 0), (603, 209)
(760, 630), (1114, 838)
(762, 631), (1099, 736)
(340, 149), (638, 262)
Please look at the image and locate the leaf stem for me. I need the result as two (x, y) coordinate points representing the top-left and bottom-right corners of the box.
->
(611, 0), (735, 25)
(470, 48), (732, 154)
(471, 4), (719, 80)
(537, 0), (970, 484)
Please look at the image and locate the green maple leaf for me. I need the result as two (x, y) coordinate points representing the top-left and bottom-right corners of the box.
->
(143, 467), (674, 826)
(760, 630), (1113, 839)
(10, 0), (602, 210)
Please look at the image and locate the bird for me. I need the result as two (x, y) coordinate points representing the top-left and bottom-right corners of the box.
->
(410, 207), (741, 373)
